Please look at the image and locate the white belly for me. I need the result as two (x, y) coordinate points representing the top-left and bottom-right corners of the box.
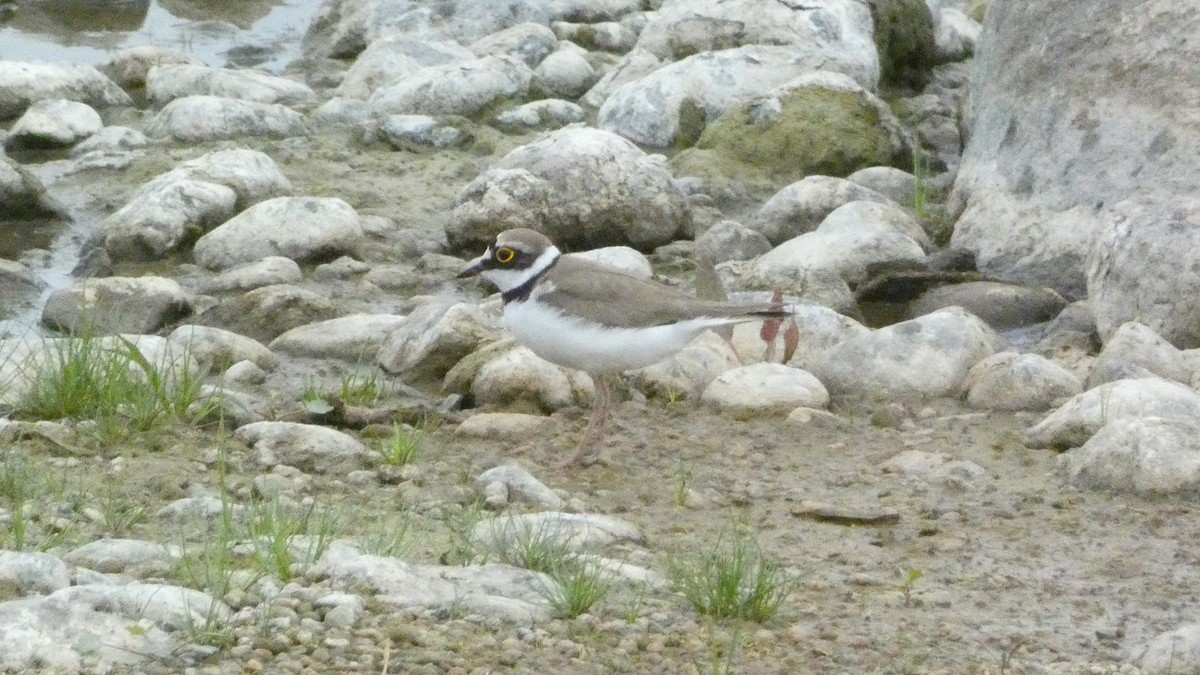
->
(503, 300), (725, 373)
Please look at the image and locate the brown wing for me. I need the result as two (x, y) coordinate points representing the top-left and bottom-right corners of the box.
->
(540, 256), (786, 328)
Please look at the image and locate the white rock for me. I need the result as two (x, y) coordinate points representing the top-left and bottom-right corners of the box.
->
(309, 97), (374, 128)
(158, 148), (293, 208)
(580, 47), (665, 109)
(468, 22), (558, 67)
(966, 352), (1083, 412)
(448, 126), (690, 250)
(193, 197), (363, 270)
(269, 314), (408, 360)
(201, 256), (302, 293)
(168, 324), (278, 370)
(695, 220), (772, 264)
(377, 300), (501, 382)
(472, 346), (582, 411)
(63, 539), (178, 576)
(0, 156), (64, 220)
(819, 199), (931, 252)
(474, 464), (563, 510)
(103, 45), (200, 87)
(1026, 378), (1200, 449)
(882, 449), (990, 487)
(551, 20), (638, 53)
(41, 276), (193, 335)
(70, 125), (148, 158)
(471, 512), (643, 551)
(336, 35), (473, 99)
(456, 412), (556, 439)
(934, 7), (982, 62)
(0, 551), (71, 596)
(702, 362), (829, 413)
(1088, 320), (1192, 387)
(0, 60), (131, 118)
(380, 114), (468, 150)
(1131, 623), (1200, 674)
(146, 95), (309, 142)
(1059, 416), (1200, 496)
(813, 308), (998, 401)
(102, 178), (238, 260)
(751, 175), (899, 245)
(51, 583), (232, 632)
(569, 246), (653, 279)
(846, 166), (919, 208)
(533, 48), (596, 99)
(235, 421), (372, 474)
(146, 64), (316, 107)
(224, 359), (267, 385)
(597, 43), (877, 148)
(8, 98), (102, 148)
(369, 55), (532, 117)
(634, 332), (741, 400)
(490, 99), (586, 132)
(748, 220), (925, 288)
(155, 496), (240, 520)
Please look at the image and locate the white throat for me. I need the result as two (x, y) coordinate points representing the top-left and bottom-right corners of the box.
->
(481, 245), (561, 294)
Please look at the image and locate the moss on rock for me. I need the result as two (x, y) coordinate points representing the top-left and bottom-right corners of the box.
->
(868, 0), (937, 91)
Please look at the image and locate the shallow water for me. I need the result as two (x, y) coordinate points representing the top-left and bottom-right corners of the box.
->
(0, 0), (322, 71)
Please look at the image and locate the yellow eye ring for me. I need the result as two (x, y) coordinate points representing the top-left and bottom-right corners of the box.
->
(495, 247), (516, 264)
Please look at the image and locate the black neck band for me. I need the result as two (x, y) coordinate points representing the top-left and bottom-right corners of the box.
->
(502, 254), (558, 304)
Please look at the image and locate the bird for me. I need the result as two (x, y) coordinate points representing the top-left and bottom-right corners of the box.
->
(457, 228), (791, 466)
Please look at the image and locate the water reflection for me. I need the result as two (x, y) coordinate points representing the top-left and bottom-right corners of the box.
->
(13, 0), (151, 34)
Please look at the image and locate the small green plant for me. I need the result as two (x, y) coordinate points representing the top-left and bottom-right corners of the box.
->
(339, 368), (384, 406)
(673, 468), (693, 507)
(705, 618), (745, 675)
(485, 518), (613, 618)
(542, 557), (614, 618)
(97, 489), (148, 537)
(668, 534), (794, 622)
(491, 520), (575, 573)
(243, 496), (343, 582)
(899, 567), (923, 607)
(0, 452), (36, 550)
(357, 513), (414, 557)
(373, 422), (423, 466)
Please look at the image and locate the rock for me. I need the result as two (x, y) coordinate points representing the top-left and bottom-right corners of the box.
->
(377, 300), (501, 384)
(695, 220), (773, 264)
(490, 99), (586, 133)
(821, 199), (931, 252)
(146, 95), (309, 142)
(369, 55), (533, 117)
(70, 125), (148, 158)
(1059, 416), (1200, 497)
(380, 115), (469, 150)
(468, 22), (558, 67)
(102, 45), (201, 88)
(948, 0), (1200, 300)
(671, 72), (909, 190)
(906, 281), (1067, 330)
(1088, 197), (1200, 347)
(868, 0), (936, 89)
(102, 179), (238, 261)
(7, 98), (102, 149)
(0, 551), (70, 597)
(471, 512), (643, 551)
(474, 463), (563, 510)
(224, 360), (267, 385)
(751, 176), (898, 245)
(168, 324), (278, 371)
(847, 166), (919, 208)
(269, 314), (408, 360)
(202, 284), (337, 344)
(701, 363), (830, 413)
(1026, 378), (1200, 450)
(532, 47), (596, 99)
(312, 542), (552, 623)
(456, 412), (556, 440)
(716, 258), (856, 315)
(235, 421), (372, 474)
(933, 7), (982, 62)
(551, 21), (638, 53)
(309, 97), (374, 128)
(194, 385), (271, 427)
(965, 352), (1083, 412)
(472, 346), (584, 411)
(747, 217), (926, 289)
(813, 307), (998, 401)
(42, 276), (193, 335)
(146, 64), (316, 107)
(200, 256), (302, 294)
(633, 332), (740, 400)
(580, 47), (664, 109)
(1, 156), (67, 220)
(881, 450), (990, 488)
(633, 0), (877, 71)
(156, 495), (238, 520)
(147, 148), (293, 210)
(193, 197), (363, 270)
(1131, 623), (1200, 674)
(598, 44), (878, 149)
(63, 539), (177, 577)
(569, 246), (653, 279)
(52, 583), (232, 632)
(0, 60), (131, 118)
(448, 126), (691, 251)
(1088, 321), (1192, 388)
(334, 35), (473, 100)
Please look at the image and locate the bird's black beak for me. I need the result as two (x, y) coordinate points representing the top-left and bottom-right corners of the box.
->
(457, 255), (486, 279)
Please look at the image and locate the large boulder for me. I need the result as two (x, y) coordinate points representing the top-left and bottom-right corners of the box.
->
(948, 0), (1200, 301)
(447, 126), (691, 251)
(146, 64), (317, 107)
(192, 197), (363, 271)
(0, 61), (131, 118)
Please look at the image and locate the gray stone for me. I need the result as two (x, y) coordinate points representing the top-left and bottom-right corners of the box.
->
(0, 156), (66, 220)
(42, 276), (193, 335)
(377, 300), (501, 384)
(906, 281), (1068, 330)
(149, 148), (293, 210)
(70, 125), (148, 158)
(471, 346), (586, 411)
(369, 55), (533, 117)
(0, 60), (131, 118)
(533, 47), (596, 99)
(235, 421), (372, 475)
(551, 20), (638, 53)
(695, 220), (772, 264)
(751, 176), (898, 245)
(309, 97), (374, 128)
(200, 256), (303, 294)
(0, 551), (70, 597)
(1088, 321), (1192, 388)
(1059, 416), (1200, 497)
(380, 115), (468, 150)
(471, 512), (643, 552)
(146, 64), (316, 107)
(748, 219), (926, 289)
(846, 167), (919, 209)
(468, 22), (558, 67)
(102, 178), (238, 261)
(490, 99), (586, 133)
(103, 46), (201, 88)
(448, 126), (691, 251)
(204, 284), (337, 344)
(63, 539), (178, 577)
(1026, 378), (1200, 450)
(193, 197), (363, 270)
(813, 307), (998, 401)
(580, 48), (665, 109)
(474, 464), (563, 510)
(146, 95), (309, 142)
(456, 412), (556, 440)
(701, 362), (829, 413)
(8, 98), (102, 148)
(269, 314), (408, 360)
(633, 332), (740, 400)
(51, 583), (232, 632)
(168, 324), (279, 371)
(335, 35), (472, 99)
(881, 450), (990, 488)
(1131, 623), (1200, 674)
(966, 352), (1083, 412)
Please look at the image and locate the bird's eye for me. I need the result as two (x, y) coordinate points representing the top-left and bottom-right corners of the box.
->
(495, 247), (516, 264)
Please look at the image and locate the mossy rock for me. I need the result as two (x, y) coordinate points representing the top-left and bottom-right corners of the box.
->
(868, 0), (937, 91)
(669, 85), (910, 196)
